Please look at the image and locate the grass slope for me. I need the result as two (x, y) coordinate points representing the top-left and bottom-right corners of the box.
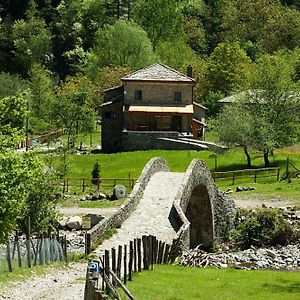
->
(120, 265), (300, 300)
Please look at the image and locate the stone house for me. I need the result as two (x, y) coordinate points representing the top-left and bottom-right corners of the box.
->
(101, 63), (207, 153)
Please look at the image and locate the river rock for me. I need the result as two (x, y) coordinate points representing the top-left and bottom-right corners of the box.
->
(66, 216), (82, 230)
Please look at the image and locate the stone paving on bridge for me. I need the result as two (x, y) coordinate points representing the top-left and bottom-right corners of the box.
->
(96, 171), (185, 255)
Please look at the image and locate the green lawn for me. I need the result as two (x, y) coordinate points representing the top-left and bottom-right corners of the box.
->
(48, 147), (300, 202)
(120, 265), (300, 300)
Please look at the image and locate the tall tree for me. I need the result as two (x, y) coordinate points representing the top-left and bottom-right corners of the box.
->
(53, 75), (96, 148)
(207, 41), (252, 96)
(133, 0), (184, 48)
(12, 17), (51, 75)
(87, 20), (155, 70)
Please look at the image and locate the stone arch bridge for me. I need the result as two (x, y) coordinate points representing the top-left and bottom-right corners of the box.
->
(90, 157), (236, 254)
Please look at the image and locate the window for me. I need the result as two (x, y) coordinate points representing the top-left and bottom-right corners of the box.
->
(173, 91), (182, 102)
(104, 111), (116, 119)
(134, 90), (142, 101)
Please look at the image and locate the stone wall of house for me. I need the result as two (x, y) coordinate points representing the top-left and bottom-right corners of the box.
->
(87, 157), (169, 251)
(101, 100), (123, 153)
(123, 81), (193, 105)
(121, 131), (205, 151)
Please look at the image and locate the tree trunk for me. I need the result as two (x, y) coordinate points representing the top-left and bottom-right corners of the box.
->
(243, 146), (251, 168)
(263, 150), (270, 167)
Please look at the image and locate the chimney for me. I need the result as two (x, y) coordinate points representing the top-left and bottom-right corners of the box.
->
(187, 65), (193, 78)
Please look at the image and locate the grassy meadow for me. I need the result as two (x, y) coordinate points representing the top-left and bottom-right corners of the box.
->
(48, 146), (300, 204)
(119, 264), (300, 300)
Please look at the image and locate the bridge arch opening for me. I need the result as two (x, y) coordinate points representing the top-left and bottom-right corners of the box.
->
(185, 184), (213, 250)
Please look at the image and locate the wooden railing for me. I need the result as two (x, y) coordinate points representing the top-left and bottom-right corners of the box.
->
(211, 167), (280, 185)
(63, 177), (136, 192)
(84, 235), (177, 300)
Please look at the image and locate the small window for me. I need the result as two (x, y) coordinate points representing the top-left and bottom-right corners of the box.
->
(173, 91), (182, 102)
(104, 111), (116, 119)
(134, 90), (142, 101)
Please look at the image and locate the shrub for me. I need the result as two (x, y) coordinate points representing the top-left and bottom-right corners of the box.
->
(232, 208), (295, 249)
(91, 160), (100, 185)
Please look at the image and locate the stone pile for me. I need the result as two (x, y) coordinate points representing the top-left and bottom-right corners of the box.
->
(180, 244), (300, 270)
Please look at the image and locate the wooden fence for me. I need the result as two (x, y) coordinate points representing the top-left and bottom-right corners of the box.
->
(211, 167), (280, 185)
(63, 177), (136, 193)
(84, 235), (178, 300)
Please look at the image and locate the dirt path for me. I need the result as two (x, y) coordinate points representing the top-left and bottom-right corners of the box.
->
(0, 263), (86, 300)
(232, 194), (298, 209)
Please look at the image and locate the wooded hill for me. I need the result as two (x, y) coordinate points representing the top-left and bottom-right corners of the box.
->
(0, 0), (300, 137)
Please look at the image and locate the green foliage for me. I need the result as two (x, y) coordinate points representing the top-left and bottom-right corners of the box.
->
(219, 0), (300, 56)
(232, 208), (296, 249)
(18, 164), (61, 236)
(12, 17), (51, 74)
(0, 72), (28, 99)
(134, 0), (184, 48)
(53, 76), (96, 148)
(207, 41), (252, 95)
(28, 63), (56, 134)
(91, 160), (101, 185)
(202, 91), (224, 117)
(155, 39), (198, 70)
(87, 20), (155, 69)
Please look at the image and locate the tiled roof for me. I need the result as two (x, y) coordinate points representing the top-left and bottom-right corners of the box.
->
(122, 63), (195, 82)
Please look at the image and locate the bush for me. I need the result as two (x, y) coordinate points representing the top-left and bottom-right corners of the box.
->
(232, 208), (295, 249)
(91, 161), (100, 185)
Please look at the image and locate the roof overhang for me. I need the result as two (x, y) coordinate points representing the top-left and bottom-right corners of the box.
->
(124, 104), (194, 114)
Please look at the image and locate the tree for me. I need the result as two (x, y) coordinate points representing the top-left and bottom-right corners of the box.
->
(219, 0), (300, 56)
(91, 160), (101, 185)
(18, 158), (60, 236)
(12, 17), (51, 74)
(207, 41), (252, 96)
(247, 54), (300, 166)
(53, 75), (96, 149)
(87, 20), (155, 70)
(0, 72), (28, 99)
(133, 0), (184, 48)
(218, 53), (300, 167)
(155, 39), (198, 70)
(217, 101), (254, 167)
(28, 63), (56, 134)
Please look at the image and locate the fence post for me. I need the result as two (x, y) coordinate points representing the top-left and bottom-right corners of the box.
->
(104, 250), (110, 293)
(128, 241), (133, 281)
(117, 245), (122, 279)
(142, 236), (148, 270)
(277, 168), (280, 181)
(82, 178), (85, 192)
(137, 238), (142, 272)
(232, 172), (235, 185)
(254, 171), (257, 183)
(133, 239), (137, 272)
(123, 245), (127, 284)
(111, 248), (116, 286)
(6, 242), (13, 272)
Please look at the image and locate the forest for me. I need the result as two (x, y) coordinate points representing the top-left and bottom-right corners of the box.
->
(0, 0), (299, 134)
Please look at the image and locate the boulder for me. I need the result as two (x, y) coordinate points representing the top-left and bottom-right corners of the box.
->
(58, 217), (68, 229)
(66, 216), (82, 230)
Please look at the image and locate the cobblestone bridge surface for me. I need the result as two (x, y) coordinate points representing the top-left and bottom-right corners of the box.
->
(96, 171), (185, 255)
